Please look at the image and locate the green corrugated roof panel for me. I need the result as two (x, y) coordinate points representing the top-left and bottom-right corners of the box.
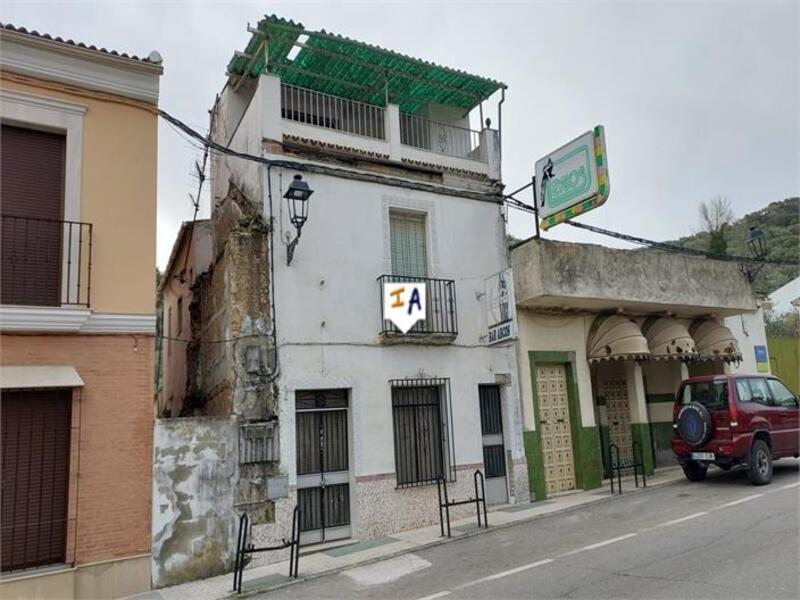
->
(227, 15), (504, 114)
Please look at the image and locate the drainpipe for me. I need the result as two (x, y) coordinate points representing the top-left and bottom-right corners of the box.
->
(497, 87), (506, 163)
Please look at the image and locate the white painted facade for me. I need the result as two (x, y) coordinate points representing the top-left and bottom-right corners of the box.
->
(725, 307), (772, 375)
(210, 72), (527, 544)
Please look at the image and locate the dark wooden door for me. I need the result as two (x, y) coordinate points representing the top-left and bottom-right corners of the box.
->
(0, 124), (66, 306)
(1, 389), (72, 572)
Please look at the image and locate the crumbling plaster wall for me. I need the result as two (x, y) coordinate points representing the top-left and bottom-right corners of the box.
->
(151, 417), (238, 588)
(189, 183), (275, 418)
(153, 183), (284, 585)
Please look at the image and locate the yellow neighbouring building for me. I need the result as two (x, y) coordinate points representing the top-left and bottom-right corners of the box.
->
(0, 24), (162, 599)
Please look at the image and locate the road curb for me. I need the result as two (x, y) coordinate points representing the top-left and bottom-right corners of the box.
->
(233, 475), (683, 598)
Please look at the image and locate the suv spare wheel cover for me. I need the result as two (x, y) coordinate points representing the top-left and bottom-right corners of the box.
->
(677, 402), (713, 447)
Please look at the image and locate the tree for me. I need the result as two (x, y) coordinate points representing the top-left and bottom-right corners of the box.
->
(699, 196), (734, 256)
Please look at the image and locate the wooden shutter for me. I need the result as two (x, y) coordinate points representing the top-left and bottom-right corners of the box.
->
(0, 124), (66, 306)
(1, 389), (72, 572)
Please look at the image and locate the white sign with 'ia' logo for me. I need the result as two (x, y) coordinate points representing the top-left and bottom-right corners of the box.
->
(383, 282), (426, 333)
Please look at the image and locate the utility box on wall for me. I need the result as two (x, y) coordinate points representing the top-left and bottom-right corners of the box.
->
(266, 476), (289, 499)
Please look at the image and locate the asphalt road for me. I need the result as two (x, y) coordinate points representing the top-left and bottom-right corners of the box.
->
(259, 460), (800, 600)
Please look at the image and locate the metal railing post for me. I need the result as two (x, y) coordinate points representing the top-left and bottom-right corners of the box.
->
(437, 477), (445, 537)
(474, 471), (481, 528)
(442, 475), (452, 537)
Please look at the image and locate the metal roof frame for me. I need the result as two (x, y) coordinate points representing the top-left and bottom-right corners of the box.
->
(227, 15), (505, 114)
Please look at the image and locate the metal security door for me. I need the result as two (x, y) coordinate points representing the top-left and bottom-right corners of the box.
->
(603, 379), (633, 470)
(296, 390), (350, 545)
(535, 365), (576, 495)
(479, 385), (508, 504)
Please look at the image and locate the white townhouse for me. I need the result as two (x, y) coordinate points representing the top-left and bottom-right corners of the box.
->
(152, 15), (528, 582)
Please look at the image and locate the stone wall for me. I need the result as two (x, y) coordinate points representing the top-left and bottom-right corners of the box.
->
(188, 183), (275, 419)
(154, 183), (284, 586)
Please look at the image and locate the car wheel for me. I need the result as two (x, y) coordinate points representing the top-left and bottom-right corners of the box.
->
(682, 460), (708, 482)
(747, 440), (773, 485)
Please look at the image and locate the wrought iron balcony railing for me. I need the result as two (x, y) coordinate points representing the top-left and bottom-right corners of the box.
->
(281, 83), (386, 140)
(1, 214), (93, 308)
(399, 113), (483, 161)
(378, 274), (458, 339)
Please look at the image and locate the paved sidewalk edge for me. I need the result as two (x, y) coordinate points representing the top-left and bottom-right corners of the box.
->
(234, 475), (683, 598)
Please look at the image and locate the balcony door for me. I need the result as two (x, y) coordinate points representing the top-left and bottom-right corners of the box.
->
(1, 124), (66, 306)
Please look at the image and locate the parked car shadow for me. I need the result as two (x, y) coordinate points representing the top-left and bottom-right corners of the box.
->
(701, 458), (799, 486)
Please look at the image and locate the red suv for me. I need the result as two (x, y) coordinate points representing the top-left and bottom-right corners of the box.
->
(672, 374), (799, 485)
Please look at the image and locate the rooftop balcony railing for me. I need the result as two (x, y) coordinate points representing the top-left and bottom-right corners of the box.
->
(246, 75), (500, 179)
(1, 214), (93, 308)
(399, 113), (483, 161)
(378, 274), (458, 341)
(281, 82), (386, 140)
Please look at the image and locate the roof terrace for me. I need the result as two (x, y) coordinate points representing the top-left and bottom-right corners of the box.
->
(222, 15), (505, 179)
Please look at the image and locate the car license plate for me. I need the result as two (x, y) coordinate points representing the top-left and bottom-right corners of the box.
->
(691, 452), (714, 461)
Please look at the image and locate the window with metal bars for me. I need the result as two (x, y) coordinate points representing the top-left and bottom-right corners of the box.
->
(390, 378), (455, 487)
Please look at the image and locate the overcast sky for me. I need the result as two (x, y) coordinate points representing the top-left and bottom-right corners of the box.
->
(2, 1), (797, 267)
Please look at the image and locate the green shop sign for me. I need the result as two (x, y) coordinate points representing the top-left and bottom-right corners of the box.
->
(535, 126), (610, 230)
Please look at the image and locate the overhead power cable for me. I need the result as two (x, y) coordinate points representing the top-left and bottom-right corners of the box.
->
(563, 220), (799, 266)
(159, 109), (307, 171)
(503, 197), (799, 267)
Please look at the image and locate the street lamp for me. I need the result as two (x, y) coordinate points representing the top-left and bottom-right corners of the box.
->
(284, 174), (313, 266)
(743, 225), (767, 283)
(746, 226), (767, 260)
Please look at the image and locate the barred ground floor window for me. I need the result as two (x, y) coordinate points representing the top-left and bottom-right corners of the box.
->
(390, 378), (455, 487)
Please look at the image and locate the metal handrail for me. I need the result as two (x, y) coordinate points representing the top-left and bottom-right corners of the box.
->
(378, 274), (458, 336)
(437, 469), (488, 537)
(233, 506), (300, 593)
(1, 214), (93, 308)
(399, 112), (483, 160)
(280, 83), (386, 140)
(608, 441), (647, 495)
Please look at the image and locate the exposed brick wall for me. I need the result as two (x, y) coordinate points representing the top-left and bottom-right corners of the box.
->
(1, 333), (154, 564)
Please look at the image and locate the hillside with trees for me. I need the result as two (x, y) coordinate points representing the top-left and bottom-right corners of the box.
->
(670, 197), (799, 295)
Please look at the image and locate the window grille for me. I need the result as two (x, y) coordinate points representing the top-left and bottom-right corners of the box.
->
(239, 421), (278, 464)
(479, 384), (503, 435)
(390, 378), (455, 487)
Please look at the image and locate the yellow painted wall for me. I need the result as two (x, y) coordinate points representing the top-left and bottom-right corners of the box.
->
(768, 337), (800, 395)
(515, 311), (597, 430)
(2, 75), (157, 315)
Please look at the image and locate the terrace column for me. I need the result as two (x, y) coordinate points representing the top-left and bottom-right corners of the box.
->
(258, 74), (283, 144)
(386, 103), (402, 162)
(625, 360), (655, 475)
(482, 128), (501, 181)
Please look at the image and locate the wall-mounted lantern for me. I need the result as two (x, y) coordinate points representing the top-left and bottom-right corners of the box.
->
(746, 226), (767, 260)
(743, 225), (768, 283)
(284, 174), (313, 266)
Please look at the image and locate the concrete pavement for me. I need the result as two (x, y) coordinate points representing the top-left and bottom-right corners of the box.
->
(259, 460), (799, 599)
(140, 467), (684, 600)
